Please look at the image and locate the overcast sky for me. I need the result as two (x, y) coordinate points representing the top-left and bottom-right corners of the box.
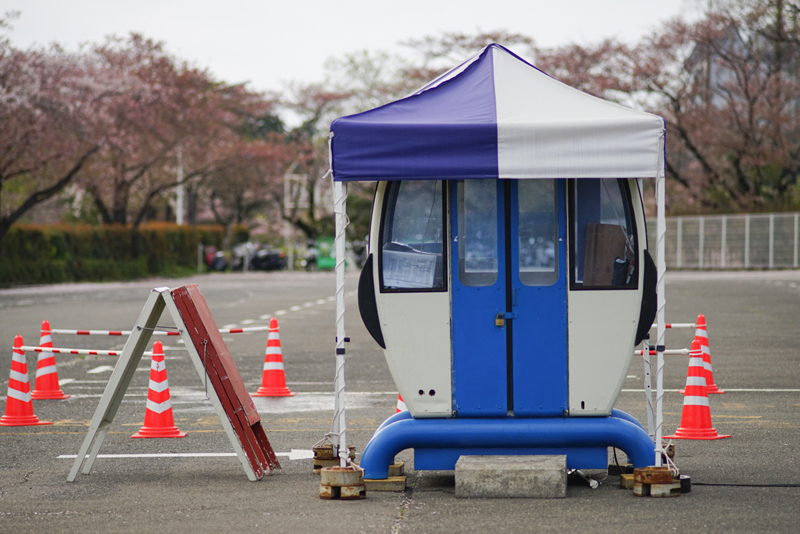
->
(4, 0), (698, 95)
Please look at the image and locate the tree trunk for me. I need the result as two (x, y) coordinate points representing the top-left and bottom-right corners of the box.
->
(186, 183), (198, 225)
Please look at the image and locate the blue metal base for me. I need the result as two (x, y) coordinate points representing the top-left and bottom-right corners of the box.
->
(361, 410), (654, 479)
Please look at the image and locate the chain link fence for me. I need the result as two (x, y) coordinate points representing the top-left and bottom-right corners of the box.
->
(646, 212), (800, 269)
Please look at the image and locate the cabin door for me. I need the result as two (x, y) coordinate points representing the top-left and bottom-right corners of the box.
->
(451, 179), (567, 417)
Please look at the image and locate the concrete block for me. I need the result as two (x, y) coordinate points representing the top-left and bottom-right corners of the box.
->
(455, 455), (567, 499)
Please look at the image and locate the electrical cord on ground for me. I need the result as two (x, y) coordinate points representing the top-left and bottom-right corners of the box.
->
(610, 451), (800, 488)
(692, 482), (800, 488)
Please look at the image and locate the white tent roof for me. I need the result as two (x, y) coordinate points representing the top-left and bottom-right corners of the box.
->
(331, 44), (665, 181)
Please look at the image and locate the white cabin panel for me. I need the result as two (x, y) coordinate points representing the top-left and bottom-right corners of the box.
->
(375, 292), (452, 417)
(568, 289), (640, 415)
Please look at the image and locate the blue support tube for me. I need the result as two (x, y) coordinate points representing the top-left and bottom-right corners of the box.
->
(610, 409), (646, 430)
(360, 416), (655, 479)
(370, 410), (413, 440)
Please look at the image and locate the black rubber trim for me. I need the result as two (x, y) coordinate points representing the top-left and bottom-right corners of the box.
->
(635, 249), (657, 346)
(358, 254), (386, 349)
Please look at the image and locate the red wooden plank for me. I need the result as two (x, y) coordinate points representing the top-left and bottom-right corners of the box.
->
(170, 288), (266, 478)
(170, 286), (279, 474)
(182, 285), (259, 426)
(173, 286), (278, 472)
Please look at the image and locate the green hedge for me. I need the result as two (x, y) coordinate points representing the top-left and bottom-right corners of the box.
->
(0, 223), (249, 286)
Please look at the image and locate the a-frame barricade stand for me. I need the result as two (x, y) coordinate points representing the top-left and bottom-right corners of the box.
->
(67, 285), (280, 482)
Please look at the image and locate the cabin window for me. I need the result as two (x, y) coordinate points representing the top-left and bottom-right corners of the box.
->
(517, 179), (558, 286)
(457, 180), (499, 287)
(380, 180), (446, 291)
(570, 179), (637, 289)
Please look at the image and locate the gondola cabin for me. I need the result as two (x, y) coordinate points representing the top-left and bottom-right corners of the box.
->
(332, 44), (663, 479)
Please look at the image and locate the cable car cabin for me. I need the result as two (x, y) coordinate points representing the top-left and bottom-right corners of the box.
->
(361, 177), (646, 418)
(335, 44), (662, 479)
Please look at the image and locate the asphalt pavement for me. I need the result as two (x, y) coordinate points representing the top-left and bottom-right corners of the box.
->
(1, 270), (799, 533)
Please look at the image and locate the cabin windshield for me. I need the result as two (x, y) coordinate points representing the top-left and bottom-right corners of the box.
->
(380, 180), (446, 291)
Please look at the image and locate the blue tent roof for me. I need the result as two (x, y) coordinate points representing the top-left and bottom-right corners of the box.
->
(330, 44), (665, 182)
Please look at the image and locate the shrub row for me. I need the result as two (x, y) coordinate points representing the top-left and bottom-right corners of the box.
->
(0, 223), (249, 286)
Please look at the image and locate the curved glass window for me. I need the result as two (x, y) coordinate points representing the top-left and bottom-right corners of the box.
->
(380, 180), (446, 291)
(571, 178), (637, 289)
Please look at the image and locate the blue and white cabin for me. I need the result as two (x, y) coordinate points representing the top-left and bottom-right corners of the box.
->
(331, 44), (664, 479)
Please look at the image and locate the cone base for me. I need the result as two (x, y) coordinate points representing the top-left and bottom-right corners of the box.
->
(0, 415), (52, 427)
(132, 427), (187, 438)
(664, 428), (731, 440)
(32, 390), (70, 400)
(252, 387), (295, 397)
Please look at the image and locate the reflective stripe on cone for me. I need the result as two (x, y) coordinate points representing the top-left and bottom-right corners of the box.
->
(1, 335), (52, 427)
(252, 317), (294, 397)
(132, 341), (186, 438)
(665, 339), (730, 440)
(32, 320), (70, 400)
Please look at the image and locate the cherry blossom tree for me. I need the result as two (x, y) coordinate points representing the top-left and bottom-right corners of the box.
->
(0, 14), (103, 255)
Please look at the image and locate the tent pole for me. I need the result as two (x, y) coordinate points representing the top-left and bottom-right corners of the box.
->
(654, 142), (667, 467)
(333, 173), (349, 468)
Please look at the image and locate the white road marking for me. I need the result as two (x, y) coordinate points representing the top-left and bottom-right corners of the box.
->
(289, 305), (302, 311)
(57, 449), (314, 460)
(241, 319), (256, 325)
(87, 366), (115, 374)
(58, 378), (76, 386)
(274, 310), (288, 316)
(259, 314), (272, 320)
(622, 388), (800, 392)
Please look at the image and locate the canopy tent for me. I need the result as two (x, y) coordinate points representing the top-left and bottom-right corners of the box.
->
(331, 44), (664, 181)
(327, 43), (668, 467)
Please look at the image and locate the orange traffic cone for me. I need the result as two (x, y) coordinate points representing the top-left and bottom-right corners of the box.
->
(32, 320), (70, 400)
(1, 335), (52, 427)
(252, 317), (294, 397)
(665, 340), (730, 440)
(132, 341), (186, 438)
(396, 394), (408, 413)
(696, 314), (723, 394)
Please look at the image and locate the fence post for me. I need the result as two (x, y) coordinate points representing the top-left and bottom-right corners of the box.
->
(769, 213), (774, 269)
(699, 217), (705, 269)
(721, 215), (727, 269)
(795, 213), (799, 269)
(745, 214), (750, 269)
(197, 244), (203, 274)
(677, 217), (683, 268)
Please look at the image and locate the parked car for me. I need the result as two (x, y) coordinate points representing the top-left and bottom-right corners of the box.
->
(232, 242), (287, 271)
